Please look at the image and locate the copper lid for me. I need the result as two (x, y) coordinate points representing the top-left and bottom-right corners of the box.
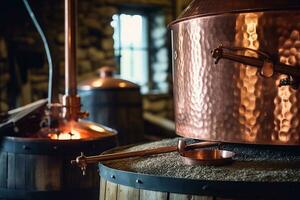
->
(170, 0), (300, 26)
(78, 67), (139, 90)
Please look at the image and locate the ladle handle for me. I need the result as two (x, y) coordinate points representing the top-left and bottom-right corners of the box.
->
(211, 45), (300, 89)
(71, 140), (219, 175)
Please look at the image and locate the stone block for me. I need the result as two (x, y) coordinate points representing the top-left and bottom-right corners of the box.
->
(156, 48), (168, 62)
(105, 50), (115, 58)
(103, 25), (114, 36)
(84, 18), (102, 31)
(77, 48), (88, 60)
(29, 74), (48, 83)
(56, 33), (65, 44)
(151, 27), (167, 39)
(0, 73), (9, 87)
(0, 38), (7, 59)
(59, 61), (65, 75)
(153, 62), (168, 72)
(94, 6), (117, 17)
(88, 47), (105, 61)
(100, 58), (116, 67)
(101, 38), (114, 50)
(153, 71), (167, 82)
(0, 102), (8, 112)
(32, 82), (48, 92)
(153, 38), (165, 48)
(78, 60), (92, 73)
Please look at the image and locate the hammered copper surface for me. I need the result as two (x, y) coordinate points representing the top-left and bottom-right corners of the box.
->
(171, 11), (300, 145)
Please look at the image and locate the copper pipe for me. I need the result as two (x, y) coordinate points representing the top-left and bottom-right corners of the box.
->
(65, 0), (77, 96)
(71, 141), (219, 175)
(62, 0), (85, 121)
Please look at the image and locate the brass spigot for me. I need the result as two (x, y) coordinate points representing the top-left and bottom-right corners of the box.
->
(75, 152), (88, 176)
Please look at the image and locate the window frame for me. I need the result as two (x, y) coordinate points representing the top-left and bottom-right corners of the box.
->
(113, 7), (154, 92)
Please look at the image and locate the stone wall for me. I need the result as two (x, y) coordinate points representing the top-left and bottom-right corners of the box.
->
(0, 0), (118, 112)
(0, 0), (191, 120)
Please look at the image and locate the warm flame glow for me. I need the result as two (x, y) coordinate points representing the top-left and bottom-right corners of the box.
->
(118, 82), (127, 88)
(89, 124), (105, 132)
(92, 80), (103, 87)
(46, 121), (108, 140)
(49, 129), (81, 140)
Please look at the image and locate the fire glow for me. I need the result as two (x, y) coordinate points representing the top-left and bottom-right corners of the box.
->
(47, 121), (83, 140)
(46, 121), (108, 140)
(48, 129), (81, 140)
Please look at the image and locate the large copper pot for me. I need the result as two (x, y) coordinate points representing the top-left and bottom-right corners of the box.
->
(170, 0), (300, 145)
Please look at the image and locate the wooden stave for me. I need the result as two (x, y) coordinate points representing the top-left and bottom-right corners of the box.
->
(100, 178), (224, 200)
(0, 135), (117, 200)
(79, 88), (144, 145)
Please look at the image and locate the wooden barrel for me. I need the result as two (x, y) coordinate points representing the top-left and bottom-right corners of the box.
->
(99, 138), (300, 200)
(0, 134), (117, 200)
(78, 69), (144, 146)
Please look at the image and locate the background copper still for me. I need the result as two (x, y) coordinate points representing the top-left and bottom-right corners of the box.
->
(170, 0), (300, 145)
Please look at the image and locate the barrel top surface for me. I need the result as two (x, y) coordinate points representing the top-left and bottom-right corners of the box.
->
(100, 138), (300, 182)
(99, 138), (300, 197)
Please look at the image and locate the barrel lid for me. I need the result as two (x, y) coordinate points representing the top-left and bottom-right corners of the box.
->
(170, 0), (300, 26)
(78, 66), (139, 90)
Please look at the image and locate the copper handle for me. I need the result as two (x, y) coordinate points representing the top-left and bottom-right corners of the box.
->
(98, 66), (116, 78)
(211, 45), (300, 89)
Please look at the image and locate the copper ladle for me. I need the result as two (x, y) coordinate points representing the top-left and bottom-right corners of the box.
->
(71, 139), (236, 175)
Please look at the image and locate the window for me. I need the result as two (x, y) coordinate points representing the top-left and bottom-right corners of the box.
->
(111, 13), (149, 93)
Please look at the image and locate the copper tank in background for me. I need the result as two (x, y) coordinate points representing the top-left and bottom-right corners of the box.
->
(78, 67), (144, 145)
(170, 0), (300, 145)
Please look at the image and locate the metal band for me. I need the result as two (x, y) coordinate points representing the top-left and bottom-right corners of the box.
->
(99, 163), (300, 199)
(0, 135), (117, 155)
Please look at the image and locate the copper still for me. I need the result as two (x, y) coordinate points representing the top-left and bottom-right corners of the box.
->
(169, 0), (300, 145)
(0, 0), (117, 199)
